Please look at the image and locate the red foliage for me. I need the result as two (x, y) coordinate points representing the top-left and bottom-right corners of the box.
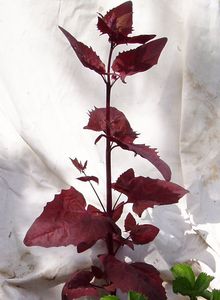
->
(84, 107), (138, 143)
(112, 38), (167, 81)
(24, 187), (120, 252)
(24, 2), (188, 299)
(100, 255), (166, 300)
(70, 158), (87, 173)
(113, 169), (188, 216)
(59, 26), (106, 75)
(77, 176), (99, 184)
(62, 270), (98, 300)
(97, 1), (155, 45)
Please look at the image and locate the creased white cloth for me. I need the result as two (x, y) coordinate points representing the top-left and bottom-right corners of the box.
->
(0, 0), (220, 299)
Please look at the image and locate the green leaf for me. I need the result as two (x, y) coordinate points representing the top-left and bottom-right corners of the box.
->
(171, 263), (195, 288)
(194, 272), (214, 292)
(172, 277), (195, 296)
(128, 291), (148, 300)
(100, 296), (120, 300)
(211, 290), (220, 300)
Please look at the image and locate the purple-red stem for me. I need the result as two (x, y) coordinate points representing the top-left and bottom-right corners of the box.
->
(106, 43), (114, 256)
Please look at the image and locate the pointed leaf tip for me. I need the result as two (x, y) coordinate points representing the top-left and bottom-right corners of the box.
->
(112, 37), (167, 80)
(59, 26), (106, 75)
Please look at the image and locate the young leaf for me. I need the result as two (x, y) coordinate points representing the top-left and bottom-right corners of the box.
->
(194, 272), (214, 293)
(84, 107), (138, 143)
(130, 224), (159, 245)
(70, 158), (87, 173)
(59, 26), (106, 75)
(113, 169), (188, 216)
(171, 263), (195, 287)
(97, 2), (155, 45)
(100, 255), (166, 300)
(97, 1), (132, 39)
(77, 176), (99, 184)
(128, 291), (148, 300)
(24, 187), (120, 251)
(124, 212), (136, 231)
(62, 270), (98, 299)
(112, 38), (167, 81)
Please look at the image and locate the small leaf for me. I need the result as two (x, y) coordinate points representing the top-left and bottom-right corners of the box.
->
(70, 158), (87, 173)
(194, 272), (214, 292)
(124, 213), (136, 231)
(59, 26), (106, 75)
(130, 224), (159, 244)
(171, 263), (195, 288)
(112, 38), (167, 81)
(100, 296), (120, 300)
(112, 202), (124, 222)
(62, 270), (98, 299)
(128, 291), (148, 300)
(77, 176), (99, 184)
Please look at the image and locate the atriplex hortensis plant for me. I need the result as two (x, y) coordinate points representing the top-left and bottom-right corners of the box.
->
(24, 2), (188, 299)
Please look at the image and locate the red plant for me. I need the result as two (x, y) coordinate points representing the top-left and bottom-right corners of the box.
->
(24, 2), (188, 299)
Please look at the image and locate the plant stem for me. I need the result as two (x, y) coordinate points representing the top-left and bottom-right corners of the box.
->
(105, 43), (114, 256)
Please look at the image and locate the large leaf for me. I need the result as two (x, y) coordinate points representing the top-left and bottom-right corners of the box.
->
(112, 38), (167, 81)
(62, 270), (98, 300)
(84, 107), (138, 143)
(100, 255), (166, 300)
(24, 187), (120, 251)
(59, 26), (106, 75)
(113, 169), (188, 216)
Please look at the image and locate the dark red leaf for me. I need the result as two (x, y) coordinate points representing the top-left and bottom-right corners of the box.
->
(113, 168), (188, 216)
(98, 15), (155, 45)
(100, 255), (166, 300)
(77, 176), (99, 184)
(124, 212), (136, 231)
(119, 142), (171, 181)
(97, 2), (132, 41)
(112, 38), (167, 81)
(70, 158), (87, 173)
(112, 202), (124, 222)
(59, 26), (106, 75)
(24, 187), (120, 250)
(62, 270), (98, 300)
(130, 224), (159, 244)
(107, 136), (171, 181)
(84, 107), (138, 143)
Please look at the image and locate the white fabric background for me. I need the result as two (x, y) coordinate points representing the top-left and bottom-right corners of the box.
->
(0, 1), (220, 299)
